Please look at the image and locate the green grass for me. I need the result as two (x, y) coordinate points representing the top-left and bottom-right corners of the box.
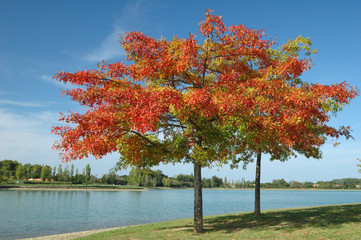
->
(76, 203), (361, 240)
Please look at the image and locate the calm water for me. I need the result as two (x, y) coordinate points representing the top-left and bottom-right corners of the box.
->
(0, 189), (360, 239)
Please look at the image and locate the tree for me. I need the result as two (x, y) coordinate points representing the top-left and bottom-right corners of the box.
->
(70, 164), (74, 182)
(223, 177), (228, 188)
(52, 166), (57, 181)
(52, 10), (357, 232)
(228, 35), (358, 216)
(155, 170), (166, 187)
(63, 164), (70, 183)
(0, 160), (19, 179)
(15, 163), (25, 181)
(40, 165), (52, 181)
(57, 164), (63, 182)
(211, 175), (223, 188)
(31, 164), (42, 179)
(85, 164), (91, 185)
(358, 158), (361, 174)
(23, 163), (31, 179)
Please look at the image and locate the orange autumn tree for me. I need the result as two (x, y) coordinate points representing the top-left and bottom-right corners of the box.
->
(52, 10), (357, 233)
(227, 35), (358, 216)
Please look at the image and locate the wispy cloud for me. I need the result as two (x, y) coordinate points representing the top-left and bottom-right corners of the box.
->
(0, 108), (57, 162)
(84, 0), (148, 62)
(40, 74), (69, 89)
(0, 100), (45, 107)
(85, 26), (124, 62)
(0, 108), (120, 174)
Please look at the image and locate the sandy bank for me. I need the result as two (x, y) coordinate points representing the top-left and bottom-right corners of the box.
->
(18, 227), (123, 240)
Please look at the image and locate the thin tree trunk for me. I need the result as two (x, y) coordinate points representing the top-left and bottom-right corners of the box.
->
(194, 160), (203, 233)
(254, 152), (261, 216)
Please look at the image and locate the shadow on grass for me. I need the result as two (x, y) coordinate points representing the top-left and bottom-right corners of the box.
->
(204, 204), (361, 233)
(161, 204), (361, 234)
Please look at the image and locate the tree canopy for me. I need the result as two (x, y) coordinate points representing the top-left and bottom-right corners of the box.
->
(53, 11), (357, 166)
(52, 10), (357, 232)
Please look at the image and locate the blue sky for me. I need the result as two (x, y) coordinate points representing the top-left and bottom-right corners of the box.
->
(1, 0), (360, 182)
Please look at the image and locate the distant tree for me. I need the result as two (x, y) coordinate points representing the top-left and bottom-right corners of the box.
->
(52, 166), (57, 181)
(74, 168), (84, 184)
(211, 176), (223, 188)
(70, 164), (74, 182)
(304, 181), (314, 188)
(128, 167), (141, 186)
(202, 178), (212, 188)
(175, 174), (194, 187)
(108, 171), (117, 184)
(117, 175), (129, 185)
(0, 160), (19, 179)
(15, 163), (25, 181)
(40, 165), (46, 181)
(23, 163), (31, 179)
(100, 174), (108, 184)
(31, 164), (42, 179)
(57, 164), (63, 182)
(162, 177), (172, 187)
(85, 164), (91, 185)
(63, 164), (70, 182)
(223, 177), (228, 188)
(41, 165), (52, 181)
(289, 180), (304, 188)
(155, 170), (166, 187)
(272, 179), (289, 188)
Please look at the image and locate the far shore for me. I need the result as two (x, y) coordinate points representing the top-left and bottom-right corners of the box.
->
(1, 185), (360, 192)
(0, 184), (146, 191)
(1, 186), (146, 192)
(7, 187), (146, 191)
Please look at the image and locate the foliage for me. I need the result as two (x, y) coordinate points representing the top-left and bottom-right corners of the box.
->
(52, 10), (357, 169)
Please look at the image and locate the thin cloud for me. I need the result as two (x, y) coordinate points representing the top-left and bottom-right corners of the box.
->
(85, 26), (124, 62)
(40, 74), (69, 89)
(84, 0), (148, 62)
(0, 108), (120, 175)
(0, 99), (44, 107)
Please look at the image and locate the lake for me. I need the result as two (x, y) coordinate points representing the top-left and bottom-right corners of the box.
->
(0, 189), (360, 239)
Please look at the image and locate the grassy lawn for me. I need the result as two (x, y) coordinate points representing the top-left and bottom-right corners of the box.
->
(76, 203), (361, 240)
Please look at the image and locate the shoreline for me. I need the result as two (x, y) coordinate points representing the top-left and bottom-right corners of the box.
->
(18, 226), (127, 240)
(1, 185), (360, 192)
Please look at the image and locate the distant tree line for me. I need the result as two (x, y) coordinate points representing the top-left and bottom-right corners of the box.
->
(0, 160), (92, 184)
(1, 160), (361, 189)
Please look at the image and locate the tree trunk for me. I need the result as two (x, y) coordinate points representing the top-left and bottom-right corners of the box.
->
(254, 152), (262, 216)
(193, 160), (203, 233)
